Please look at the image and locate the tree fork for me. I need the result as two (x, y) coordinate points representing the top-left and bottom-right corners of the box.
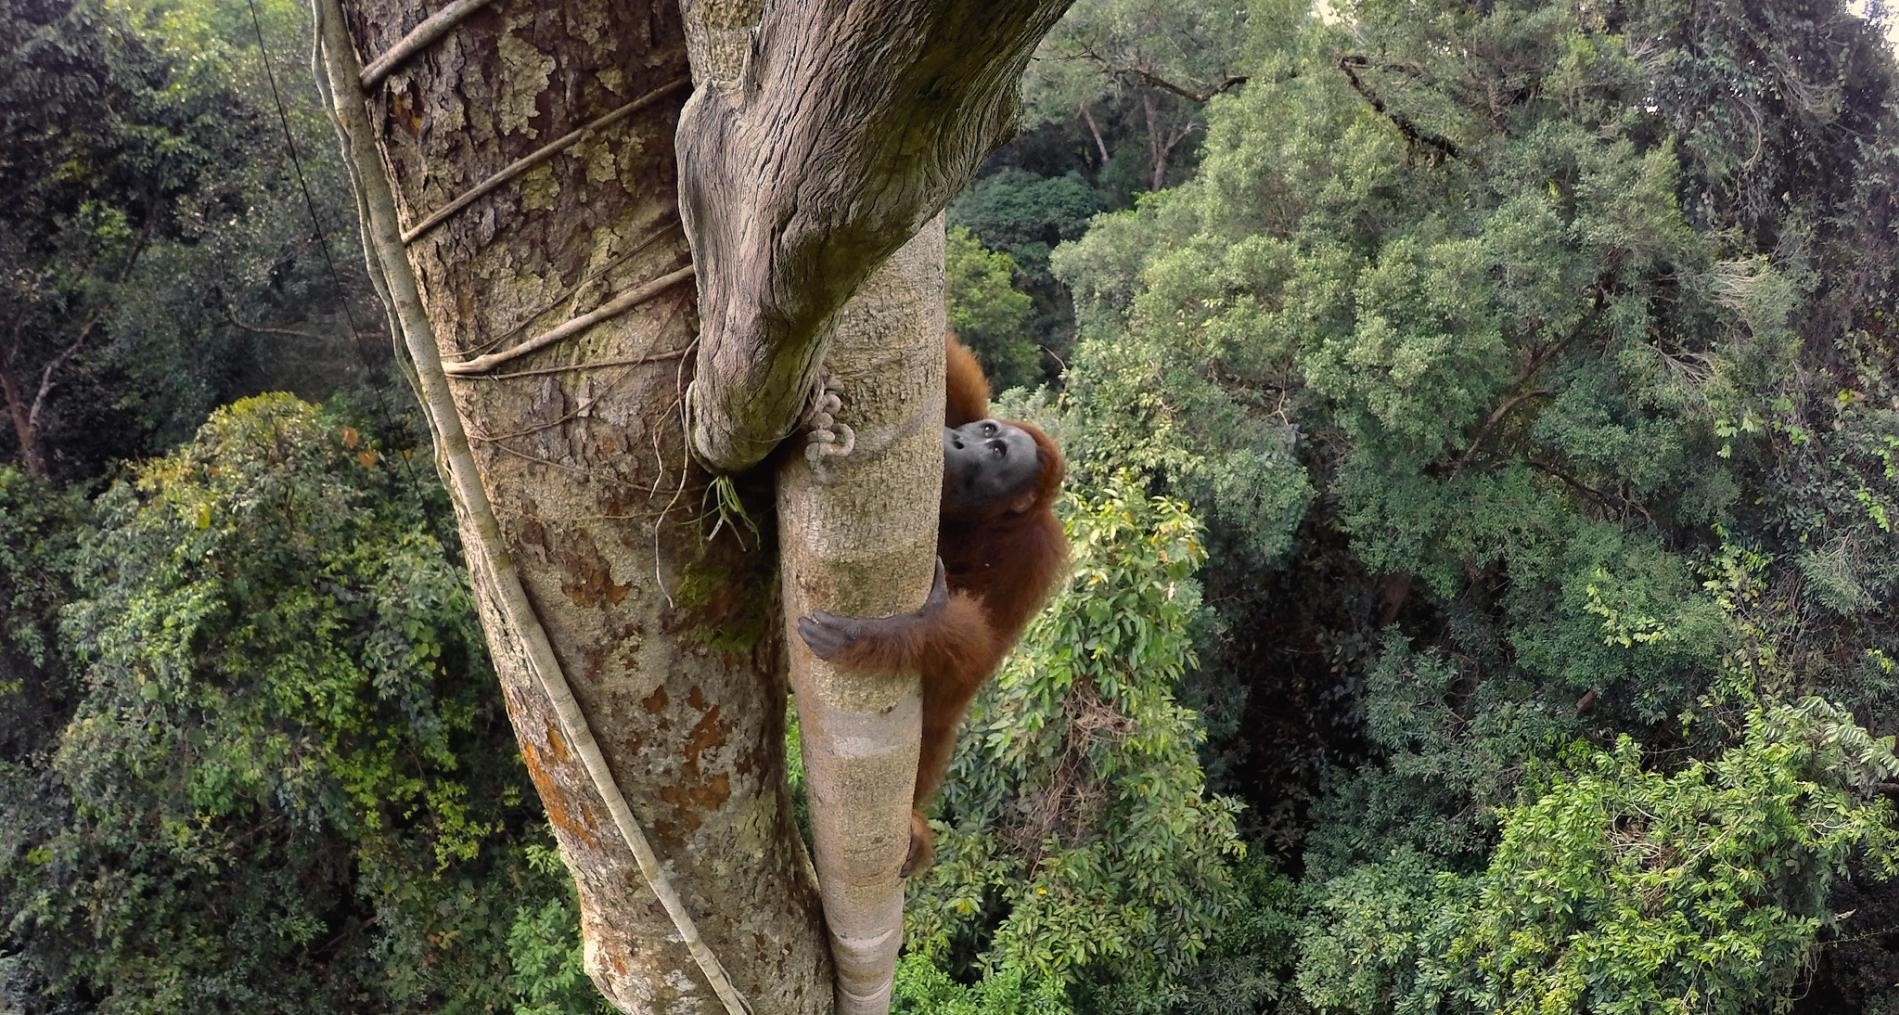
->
(676, 0), (1076, 473)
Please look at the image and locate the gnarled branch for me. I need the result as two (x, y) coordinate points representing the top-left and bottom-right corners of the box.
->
(1338, 55), (1461, 163)
(1129, 68), (1249, 104)
(676, 0), (1075, 472)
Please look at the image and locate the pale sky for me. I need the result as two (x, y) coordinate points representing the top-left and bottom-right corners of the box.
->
(1846, 1), (1897, 48)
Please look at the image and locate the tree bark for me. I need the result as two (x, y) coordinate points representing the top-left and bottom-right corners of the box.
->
(776, 222), (945, 1013)
(0, 358), (46, 478)
(1080, 102), (1112, 168)
(676, 3), (1070, 1009)
(675, 0), (1075, 473)
(676, 1), (1071, 1011)
(315, 1), (827, 1011)
(322, 0), (1073, 1011)
(678, 5), (933, 1011)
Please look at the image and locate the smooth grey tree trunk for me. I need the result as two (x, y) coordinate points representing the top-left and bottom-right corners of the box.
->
(773, 224), (946, 1012)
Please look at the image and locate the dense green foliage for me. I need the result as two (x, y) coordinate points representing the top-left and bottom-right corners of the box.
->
(0, 470), (84, 760)
(0, 0), (386, 478)
(947, 226), (1043, 392)
(1296, 702), (1899, 1015)
(945, 0), (1256, 381)
(1455, 703), (1897, 1015)
(1032, 0), (1899, 1008)
(5, 0), (1899, 1010)
(0, 398), (599, 1014)
(906, 474), (1247, 1012)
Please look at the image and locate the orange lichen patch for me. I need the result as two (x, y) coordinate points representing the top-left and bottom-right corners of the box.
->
(543, 799), (602, 850)
(641, 684), (668, 714)
(389, 88), (424, 137)
(562, 561), (631, 606)
(553, 530), (632, 607)
(658, 772), (731, 826)
(683, 703), (726, 771)
(649, 688), (736, 834)
(518, 738), (601, 849)
(544, 719), (570, 762)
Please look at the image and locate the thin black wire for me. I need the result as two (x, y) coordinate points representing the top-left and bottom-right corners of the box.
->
(243, 0), (457, 558)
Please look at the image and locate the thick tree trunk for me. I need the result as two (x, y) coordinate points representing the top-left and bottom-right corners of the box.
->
(315, 1), (827, 1011)
(322, 0), (1074, 1010)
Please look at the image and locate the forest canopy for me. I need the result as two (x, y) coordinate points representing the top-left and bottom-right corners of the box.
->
(4, 0), (1899, 1012)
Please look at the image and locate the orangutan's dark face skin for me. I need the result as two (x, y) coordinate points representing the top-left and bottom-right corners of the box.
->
(942, 419), (1040, 516)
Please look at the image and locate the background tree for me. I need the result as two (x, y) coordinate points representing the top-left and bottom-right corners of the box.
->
(945, 227), (1040, 392)
(936, 0), (1257, 381)
(1, 0), (261, 475)
(1051, 0), (1899, 1008)
(0, 396), (599, 1014)
(1025, 0), (1253, 191)
(119, 0), (398, 433)
(0, 0), (389, 479)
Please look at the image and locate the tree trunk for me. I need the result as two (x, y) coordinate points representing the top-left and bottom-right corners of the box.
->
(775, 221), (946, 1012)
(675, 2), (1070, 1009)
(0, 360), (46, 478)
(321, 0), (1073, 1011)
(1143, 91), (1171, 191)
(314, 2), (827, 1011)
(1080, 102), (1112, 168)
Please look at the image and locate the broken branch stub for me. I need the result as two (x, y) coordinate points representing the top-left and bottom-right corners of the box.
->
(676, 0), (1074, 472)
